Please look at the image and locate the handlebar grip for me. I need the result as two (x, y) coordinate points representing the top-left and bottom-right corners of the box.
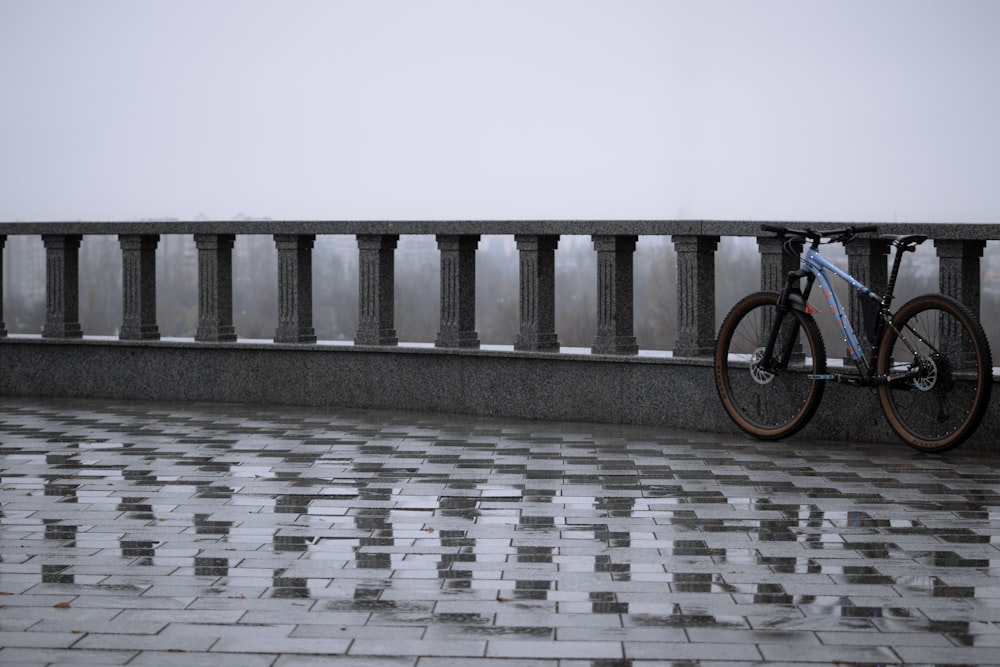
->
(761, 224), (786, 234)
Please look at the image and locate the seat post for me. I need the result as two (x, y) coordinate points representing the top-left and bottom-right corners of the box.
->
(884, 242), (909, 308)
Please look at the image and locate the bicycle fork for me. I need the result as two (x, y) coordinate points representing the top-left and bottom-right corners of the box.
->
(757, 269), (814, 374)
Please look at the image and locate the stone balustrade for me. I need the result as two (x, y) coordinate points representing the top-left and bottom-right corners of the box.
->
(1, 220), (997, 448)
(3, 220), (996, 351)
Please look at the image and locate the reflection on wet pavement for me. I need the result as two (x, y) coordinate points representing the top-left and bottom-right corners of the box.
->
(2, 397), (1000, 665)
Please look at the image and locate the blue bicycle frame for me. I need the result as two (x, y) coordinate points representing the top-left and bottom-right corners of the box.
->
(757, 226), (928, 387)
(800, 247), (882, 368)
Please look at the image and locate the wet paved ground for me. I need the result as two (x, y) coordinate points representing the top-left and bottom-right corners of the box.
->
(1, 398), (999, 666)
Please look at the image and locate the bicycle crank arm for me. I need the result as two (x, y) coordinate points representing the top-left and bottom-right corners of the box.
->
(877, 370), (923, 386)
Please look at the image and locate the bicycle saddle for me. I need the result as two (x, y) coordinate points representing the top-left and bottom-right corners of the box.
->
(879, 233), (927, 247)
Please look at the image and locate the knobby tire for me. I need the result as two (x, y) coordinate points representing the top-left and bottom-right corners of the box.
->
(877, 293), (992, 452)
(715, 291), (827, 440)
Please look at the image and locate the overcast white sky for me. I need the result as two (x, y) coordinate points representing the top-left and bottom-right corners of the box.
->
(1, 0), (998, 223)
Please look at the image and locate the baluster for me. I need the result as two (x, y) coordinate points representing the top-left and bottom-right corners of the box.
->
(844, 238), (889, 362)
(355, 234), (398, 346)
(934, 239), (986, 368)
(42, 234), (83, 338)
(435, 234), (480, 348)
(515, 234), (559, 352)
(274, 234), (317, 343)
(673, 235), (718, 357)
(0, 235), (6, 337)
(194, 234), (237, 342)
(757, 234), (801, 293)
(591, 235), (638, 355)
(119, 235), (161, 340)
(935, 239), (985, 317)
(756, 234), (798, 360)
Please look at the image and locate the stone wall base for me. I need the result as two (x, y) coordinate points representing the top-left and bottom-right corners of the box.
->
(1, 337), (996, 450)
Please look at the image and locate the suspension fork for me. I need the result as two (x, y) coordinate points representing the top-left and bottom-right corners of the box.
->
(758, 269), (815, 372)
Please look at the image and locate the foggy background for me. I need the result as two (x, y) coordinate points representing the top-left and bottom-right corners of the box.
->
(2, 2), (998, 349)
(3, 0), (999, 223)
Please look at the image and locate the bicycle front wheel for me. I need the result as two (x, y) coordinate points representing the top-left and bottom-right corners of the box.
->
(715, 291), (827, 440)
(877, 294), (992, 452)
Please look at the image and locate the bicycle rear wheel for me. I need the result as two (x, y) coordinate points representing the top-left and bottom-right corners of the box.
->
(715, 291), (827, 440)
(877, 293), (992, 452)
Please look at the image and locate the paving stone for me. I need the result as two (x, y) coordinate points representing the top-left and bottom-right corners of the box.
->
(129, 651), (278, 666)
(0, 629), (83, 649)
(211, 635), (352, 654)
(625, 641), (763, 661)
(350, 637), (486, 657)
(3, 397), (1000, 664)
(71, 631), (218, 652)
(0, 647), (138, 664)
(759, 643), (902, 663)
(486, 638), (622, 659)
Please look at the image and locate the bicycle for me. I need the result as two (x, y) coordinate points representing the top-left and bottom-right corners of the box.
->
(714, 224), (993, 452)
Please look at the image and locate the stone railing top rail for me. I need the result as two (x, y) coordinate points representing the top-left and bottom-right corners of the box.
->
(2, 219), (999, 239)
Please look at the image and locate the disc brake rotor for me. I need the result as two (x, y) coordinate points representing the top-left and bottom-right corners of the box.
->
(749, 348), (775, 385)
(911, 355), (939, 392)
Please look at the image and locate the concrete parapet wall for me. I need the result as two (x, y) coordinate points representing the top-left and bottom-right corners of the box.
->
(2, 337), (995, 450)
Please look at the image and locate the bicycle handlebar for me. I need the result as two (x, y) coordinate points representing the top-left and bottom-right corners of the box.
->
(761, 224), (878, 243)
